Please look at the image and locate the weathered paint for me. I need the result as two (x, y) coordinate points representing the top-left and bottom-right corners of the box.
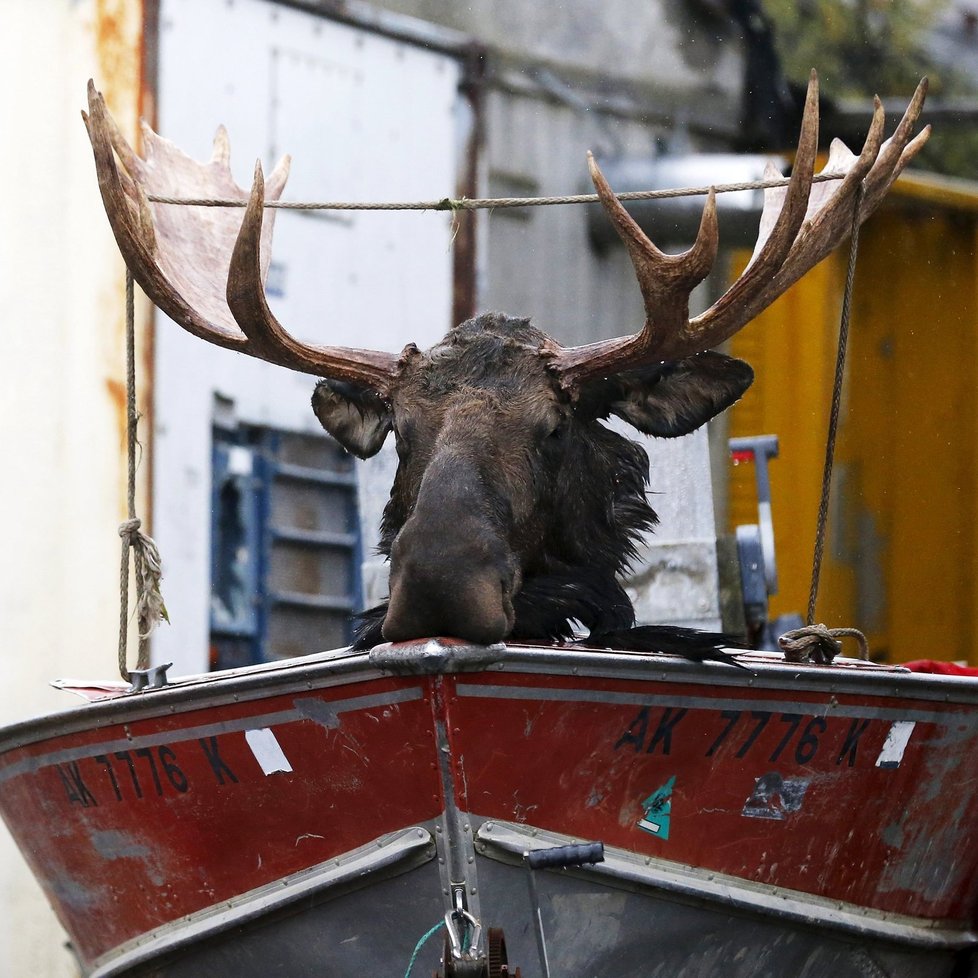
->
(729, 173), (978, 666)
(728, 253), (847, 621)
(1, 675), (441, 963)
(0, 2), (151, 974)
(95, 0), (155, 533)
(2, 645), (977, 974)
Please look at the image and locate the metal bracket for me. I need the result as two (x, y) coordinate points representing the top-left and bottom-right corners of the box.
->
(736, 525), (768, 631)
(127, 662), (173, 693)
(444, 888), (483, 962)
(730, 434), (780, 596)
(432, 702), (484, 967)
(369, 639), (506, 675)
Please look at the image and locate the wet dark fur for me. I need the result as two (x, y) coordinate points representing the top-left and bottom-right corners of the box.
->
(352, 584), (745, 668)
(345, 316), (745, 665)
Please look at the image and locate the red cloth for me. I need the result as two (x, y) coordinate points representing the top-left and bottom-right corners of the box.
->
(903, 659), (978, 676)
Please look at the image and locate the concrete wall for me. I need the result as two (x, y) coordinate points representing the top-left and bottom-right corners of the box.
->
(0, 3), (151, 975)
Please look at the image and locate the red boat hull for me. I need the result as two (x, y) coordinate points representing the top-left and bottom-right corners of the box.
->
(1, 642), (975, 976)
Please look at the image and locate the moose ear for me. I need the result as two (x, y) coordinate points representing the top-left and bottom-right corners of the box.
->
(580, 351), (754, 437)
(312, 380), (393, 458)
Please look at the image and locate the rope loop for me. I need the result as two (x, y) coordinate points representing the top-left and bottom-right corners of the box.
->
(118, 517), (142, 537)
(779, 623), (869, 665)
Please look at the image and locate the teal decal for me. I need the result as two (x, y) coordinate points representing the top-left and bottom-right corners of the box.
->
(637, 775), (676, 840)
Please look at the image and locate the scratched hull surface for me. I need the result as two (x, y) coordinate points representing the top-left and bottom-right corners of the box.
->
(1, 642), (976, 977)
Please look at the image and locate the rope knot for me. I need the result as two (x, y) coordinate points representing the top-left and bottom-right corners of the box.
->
(118, 511), (169, 667)
(778, 624), (869, 665)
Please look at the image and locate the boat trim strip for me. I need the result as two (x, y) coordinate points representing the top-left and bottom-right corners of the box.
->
(87, 826), (435, 978)
(475, 820), (978, 951)
(456, 681), (970, 727)
(5, 642), (978, 757)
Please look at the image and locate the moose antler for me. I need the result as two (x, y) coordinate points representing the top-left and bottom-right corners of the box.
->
(85, 73), (927, 398)
(553, 71), (930, 388)
(82, 81), (401, 394)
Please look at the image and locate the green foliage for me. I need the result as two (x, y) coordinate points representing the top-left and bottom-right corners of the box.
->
(763, 0), (944, 95)
(763, 0), (978, 178)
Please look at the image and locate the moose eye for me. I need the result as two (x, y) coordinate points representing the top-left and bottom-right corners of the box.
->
(541, 418), (566, 443)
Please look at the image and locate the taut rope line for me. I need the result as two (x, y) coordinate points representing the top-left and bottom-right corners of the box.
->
(146, 171), (845, 212)
(779, 183), (869, 664)
(806, 183), (864, 628)
(117, 268), (168, 681)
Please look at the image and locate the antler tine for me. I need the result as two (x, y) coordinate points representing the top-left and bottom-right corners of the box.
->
(859, 76), (930, 215)
(84, 80), (401, 393)
(587, 150), (719, 330)
(683, 70), (821, 350)
(553, 72), (927, 388)
(756, 77), (929, 305)
(551, 157), (719, 388)
(84, 80), (248, 354)
(552, 74), (816, 387)
(687, 81), (885, 343)
(556, 72), (820, 382)
(211, 125), (231, 167)
(227, 163), (401, 392)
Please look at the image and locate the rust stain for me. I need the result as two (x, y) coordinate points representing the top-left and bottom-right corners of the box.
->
(93, 0), (157, 533)
(94, 0), (142, 120)
(95, 262), (129, 525)
(105, 377), (127, 428)
(140, 292), (155, 533)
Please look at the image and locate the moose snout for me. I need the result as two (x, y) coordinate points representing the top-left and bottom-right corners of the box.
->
(383, 524), (518, 646)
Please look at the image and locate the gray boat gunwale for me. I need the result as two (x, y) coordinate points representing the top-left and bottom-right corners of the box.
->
(2, 641), (977, 758)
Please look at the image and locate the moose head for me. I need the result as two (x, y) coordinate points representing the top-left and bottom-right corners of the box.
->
(84, 74), (928, 650)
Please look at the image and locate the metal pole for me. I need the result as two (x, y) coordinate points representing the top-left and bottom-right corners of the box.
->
(524, 854), (551, 978)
